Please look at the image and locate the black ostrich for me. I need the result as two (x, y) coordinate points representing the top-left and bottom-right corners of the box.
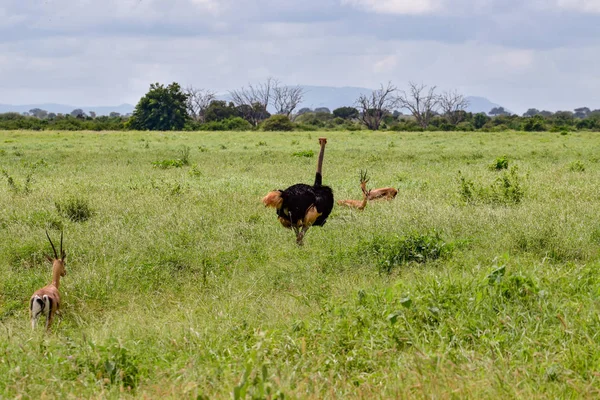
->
(263, 138), (334, 245)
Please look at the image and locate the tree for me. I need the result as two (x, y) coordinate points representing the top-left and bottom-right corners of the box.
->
(272, 84), (304, 117)
(574, 107), (591, 119)
(29, 108), (48, 119)
(314, 107), (331, 114)
(127, 82), (189, 131)
(70, 109), (86, 118)
(355, 82), (397, 130)
(204, 100), (238, 122)
(523, 108), (540, 117)
(230, 78), (275, 126)
(296, 107), (312, 116)
(489, 107), (509, 116)
(333, 106), (359, 120)
(473, 113), (489, 129)
(89, 111), (96, 119)
(109, 112), (121, 118)
(185, 86), (216, 122)
(438, 90), (469, 125)
(396, 82), (439, 129)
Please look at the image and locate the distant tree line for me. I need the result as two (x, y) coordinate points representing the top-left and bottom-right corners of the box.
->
(1, 80), (599, 132)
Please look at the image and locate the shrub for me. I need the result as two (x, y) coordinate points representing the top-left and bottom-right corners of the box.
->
(490, 156), (509, 170)
(292, 150), (314, 158)
(523, 116), (546, 132)
(56, 197), (93, 222)
(568, 160), (585, 172)
(458, 166), (524, 205)
(358, 231), (454, 273)
(152, 146), (191, 169)
(262, 115), (294, 131)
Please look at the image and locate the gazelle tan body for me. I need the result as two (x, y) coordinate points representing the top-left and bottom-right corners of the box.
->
(366, 187), (398, 200)
(30, 231), (66, 331)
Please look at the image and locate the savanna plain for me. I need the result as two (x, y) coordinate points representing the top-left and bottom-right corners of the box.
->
(1, 130), (600, 399)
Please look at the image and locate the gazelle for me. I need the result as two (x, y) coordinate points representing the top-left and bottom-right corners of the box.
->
(30, 230), (66, 331)
(337, 170), (370, 210)
(366, 187), (398, 200)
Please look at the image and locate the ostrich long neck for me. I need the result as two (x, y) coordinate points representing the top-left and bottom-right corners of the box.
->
(314, 140), (326, 186)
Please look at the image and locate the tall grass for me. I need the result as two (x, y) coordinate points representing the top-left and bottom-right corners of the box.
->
(0, 130), (599, 398)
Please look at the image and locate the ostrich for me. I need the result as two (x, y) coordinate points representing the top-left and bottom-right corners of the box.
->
(262, 138), (334, 245)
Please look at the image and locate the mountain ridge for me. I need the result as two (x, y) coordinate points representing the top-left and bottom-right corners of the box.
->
(0, 86), (504, 116)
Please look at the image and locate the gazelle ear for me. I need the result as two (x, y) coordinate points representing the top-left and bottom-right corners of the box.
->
(61, 251), (67, 260)
(45, 254), (53, 263)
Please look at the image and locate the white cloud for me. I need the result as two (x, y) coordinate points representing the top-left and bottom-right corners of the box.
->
(341, 0), (442, 14)
(555, 0), (600, 12)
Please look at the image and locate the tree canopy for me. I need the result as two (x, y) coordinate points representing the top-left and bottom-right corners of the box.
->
(127, 82), (189, 131)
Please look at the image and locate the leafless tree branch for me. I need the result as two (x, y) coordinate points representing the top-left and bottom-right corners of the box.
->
(396, 82), (439, 129)
(272, 84), (305, 117)
(229, 77), (276, 125)
(185, 86), (216, 122)
(355, 82), (397, 130)
(439, 90), (469, 125)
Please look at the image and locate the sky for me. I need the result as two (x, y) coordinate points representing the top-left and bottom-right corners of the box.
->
(1, 0), (599, 113)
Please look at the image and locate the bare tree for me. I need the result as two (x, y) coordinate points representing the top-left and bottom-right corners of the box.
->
(230, 77), (275, 125)
(185, 86), (216, 122)
(272, 84), (304, 117)
(396, 82), (439, 129)
(355, 82), (397, 130)
(438, 90), (469, 125)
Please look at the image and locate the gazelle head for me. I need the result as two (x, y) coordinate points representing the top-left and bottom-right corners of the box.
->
(45, 230), (66, 277)
(359, 169), (371, 197)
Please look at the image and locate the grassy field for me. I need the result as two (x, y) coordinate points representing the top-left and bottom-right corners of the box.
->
(1, 129), (599, 398)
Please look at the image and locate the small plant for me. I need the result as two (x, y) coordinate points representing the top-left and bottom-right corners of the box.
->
(457, 171), (476, 203)
(88, 341), (141, 390)
(178, 145), (191, 166)
(490, 155), (509, 170)
(198, 145), (208, 152)
(292, 150), (314, 158)
(152, 146), (191, 169)
(568, 160), (585, 172)
(560, 130), (569, 136)
(1, 166), (36, 194)
(219, 144), (227, 150)
(152, 159), (184, 169)
(56, 196), (93, 222)
(291, 140), (299, 145)
(189, 164), (202, 177)
(256, 141), (267, 147)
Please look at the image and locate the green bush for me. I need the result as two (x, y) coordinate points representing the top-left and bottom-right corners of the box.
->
(56, 196), (93, 222)
(358, 231), (454, 273)
(262, 115), (294, 131)
(458, 166), (524, 204)
(523, 116), (546, 132)
(490, 156), (509, 170)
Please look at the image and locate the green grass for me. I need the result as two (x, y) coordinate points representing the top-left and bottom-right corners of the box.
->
(1, 130), (600, 398)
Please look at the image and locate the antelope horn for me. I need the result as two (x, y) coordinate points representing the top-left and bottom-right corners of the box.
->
(60, 230), (64, 258)
(45, 229), (58, 259)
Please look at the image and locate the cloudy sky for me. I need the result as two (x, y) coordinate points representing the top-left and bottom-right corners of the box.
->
(1, 0), (599, 112)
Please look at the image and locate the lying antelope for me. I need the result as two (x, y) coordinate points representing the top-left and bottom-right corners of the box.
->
(366, 179), (398, 200)
(30, 230), (66, 331)
(337, 170), (369, 210)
